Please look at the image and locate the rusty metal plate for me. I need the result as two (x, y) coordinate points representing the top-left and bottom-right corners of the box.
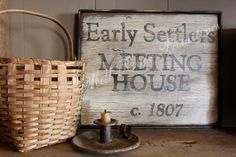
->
(72, 130), (141, 154)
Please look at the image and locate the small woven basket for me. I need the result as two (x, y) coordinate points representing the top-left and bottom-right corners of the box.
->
(0, 9), (85, 152)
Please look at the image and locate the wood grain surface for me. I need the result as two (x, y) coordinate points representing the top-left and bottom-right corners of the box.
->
(0, 0), (9, 57)
(1, 128), (236, 157)
(80, 12), (220, 126)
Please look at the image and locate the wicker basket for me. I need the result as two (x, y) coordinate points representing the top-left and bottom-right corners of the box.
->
(0, 9), (85, 152)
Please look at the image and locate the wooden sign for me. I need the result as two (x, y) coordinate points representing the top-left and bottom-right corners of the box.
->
(78, 10), (221, 126)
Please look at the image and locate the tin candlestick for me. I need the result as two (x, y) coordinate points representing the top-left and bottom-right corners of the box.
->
(72, 110), (141, 155)
(94, 118), (117, 143)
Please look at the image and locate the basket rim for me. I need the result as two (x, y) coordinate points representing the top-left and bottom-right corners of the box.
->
(0, 57), (85, 65)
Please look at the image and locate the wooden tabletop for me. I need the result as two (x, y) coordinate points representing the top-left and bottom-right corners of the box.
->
(0, 128), (236, 157)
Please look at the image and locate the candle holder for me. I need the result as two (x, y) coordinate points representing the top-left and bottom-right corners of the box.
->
(72, 118), (141, 155)
(94, 118), (118, 143)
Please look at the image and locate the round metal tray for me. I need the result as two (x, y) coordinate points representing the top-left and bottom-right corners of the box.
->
(72, 130), (141, 154)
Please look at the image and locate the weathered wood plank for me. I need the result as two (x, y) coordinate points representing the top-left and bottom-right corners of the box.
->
(8, 0), (94, 59)
(0, 0), (9, 57)
(1, 128), (236, 157)
(80, 11), (220, 125)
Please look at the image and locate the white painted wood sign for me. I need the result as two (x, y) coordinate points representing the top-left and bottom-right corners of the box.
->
(78, 10), (221, 126)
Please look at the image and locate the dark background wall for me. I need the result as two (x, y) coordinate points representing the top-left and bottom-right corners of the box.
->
(8, 0), (236, 127)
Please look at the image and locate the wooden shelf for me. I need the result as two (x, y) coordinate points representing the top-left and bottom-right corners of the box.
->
(0, 128), (236, 157)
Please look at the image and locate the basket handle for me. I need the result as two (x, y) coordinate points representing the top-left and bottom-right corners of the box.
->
(0, 9), (75, 61)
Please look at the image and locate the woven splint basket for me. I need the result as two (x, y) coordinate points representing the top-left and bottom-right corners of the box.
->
(0, 9), (85, 152)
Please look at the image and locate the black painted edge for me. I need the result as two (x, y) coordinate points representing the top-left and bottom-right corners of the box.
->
(217, 12), (223, 128)
(78, 9), (221, 14)
(78, 124), (218, 129)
